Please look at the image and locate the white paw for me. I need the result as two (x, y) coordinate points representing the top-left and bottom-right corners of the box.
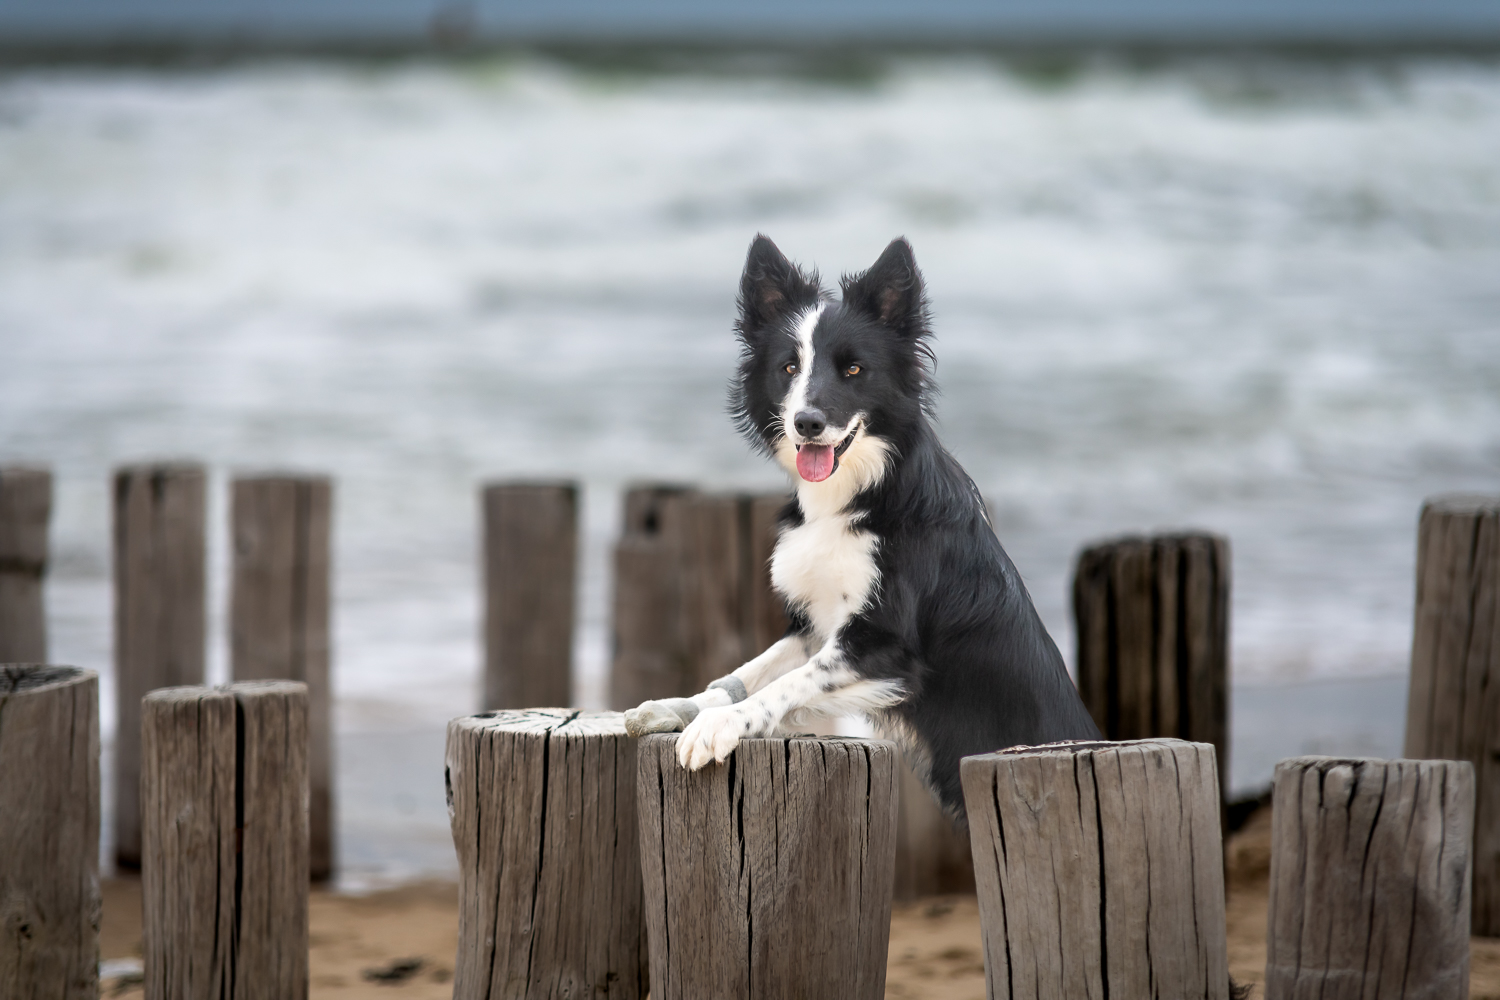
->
(677, 706), (753, 770)
(624, 700), (688, 738)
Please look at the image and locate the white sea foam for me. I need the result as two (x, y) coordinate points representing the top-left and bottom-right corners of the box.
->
(2, 54), (1498, 879)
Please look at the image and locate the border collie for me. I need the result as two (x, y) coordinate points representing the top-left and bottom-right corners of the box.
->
(624, 235), (1100, 818)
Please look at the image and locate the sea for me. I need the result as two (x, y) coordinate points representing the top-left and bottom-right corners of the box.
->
(1, 51), (1497, 888)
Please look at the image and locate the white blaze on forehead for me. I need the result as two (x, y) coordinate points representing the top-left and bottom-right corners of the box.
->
(780, 303), (824, 442)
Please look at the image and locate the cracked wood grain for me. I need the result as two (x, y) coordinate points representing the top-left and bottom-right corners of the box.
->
(962, 738), (1228, 1000)
(114, 463), (207, 869)
(637, 733), (898, 1000)
(1265, 755), (1473, 1000)
(481, 483), (578, 712)
(1403, 494), (1500, 935)
(0, 467), (51, 663)
(0, 665), (100, 999)
(142, 680), (308, 1000)
(446, 709), (646, 1000)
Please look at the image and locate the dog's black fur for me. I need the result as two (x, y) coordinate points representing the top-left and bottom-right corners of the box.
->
(733, 234), (1100, 817)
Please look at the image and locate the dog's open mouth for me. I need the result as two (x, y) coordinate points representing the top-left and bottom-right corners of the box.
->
(795, 424), (859, 483)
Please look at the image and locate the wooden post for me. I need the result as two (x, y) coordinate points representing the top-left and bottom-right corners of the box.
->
(481, 482), (578, 711)
(0, 665), (99, 999)
(230, 475), (334, 881)
(0, 467), (51, 663)
(611, 488), (795, 710)
(610, 486), (694, 709)
(961, 738), (1228, 1000)
(894, 761), (974, 901)
(681, 493), (746, 692)
(743, 493), (789, 657)
(114, 463), (206, 869)
(1402, 494), (1500, 934)
(1072, 533), (1231, 792)
(637, 733), (898, 1000)
(142, 681), (309, 1000)
(1266, 755), (1474, 999)
(446, 709), (645, 999)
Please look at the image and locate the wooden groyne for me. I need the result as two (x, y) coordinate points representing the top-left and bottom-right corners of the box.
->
(3, 464), (1496, 996)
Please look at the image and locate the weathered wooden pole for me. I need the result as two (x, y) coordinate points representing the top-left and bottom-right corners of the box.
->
(1266, 755), (1473, 999)
(114, 463), (207, 869)
(894, 762), (974, 901)
(0, 467), (51, 663)
(962, 738), (1228, 1000)
(638, 733), (898, 1000)
(680, 492), (746, 692)
(0, 665), (100, 999)
(142, 681), (309, 1000)
(481, 482), (578, 711)
(446, 709), (645, 999)
(743, 492), (789, 656)
(1402, 494), (1500, 935)
(230, 474), (334, 881)
(611, 488), (795, 710)
(610, 486), (694, 709)
(1073, 533), (1231, 791)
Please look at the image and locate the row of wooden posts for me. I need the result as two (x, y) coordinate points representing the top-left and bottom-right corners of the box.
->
(2, 463), (1498, 994)
(0, 465), (1229, 897)
(1, 669), (1479, 999)
(0, 467), (338, 878)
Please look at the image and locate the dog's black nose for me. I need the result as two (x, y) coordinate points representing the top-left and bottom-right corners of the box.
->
(794, 409), (827, 439)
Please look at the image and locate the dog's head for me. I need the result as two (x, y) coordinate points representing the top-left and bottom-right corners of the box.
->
(730, 235), (933, 490)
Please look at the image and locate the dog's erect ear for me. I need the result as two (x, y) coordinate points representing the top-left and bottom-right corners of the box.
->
(841, 238), (925, 333)
(737, 235), (822, 338)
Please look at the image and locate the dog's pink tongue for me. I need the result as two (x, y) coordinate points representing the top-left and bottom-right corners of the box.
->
(796, 444), (835, 482)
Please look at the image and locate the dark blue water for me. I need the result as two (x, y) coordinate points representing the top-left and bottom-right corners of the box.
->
(4, 0), (1500, 45)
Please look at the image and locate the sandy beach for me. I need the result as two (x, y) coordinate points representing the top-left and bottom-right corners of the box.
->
(96, 804), (1500, 999)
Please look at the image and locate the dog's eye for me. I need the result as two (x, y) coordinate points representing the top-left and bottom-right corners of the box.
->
(784, 363), (798, 375)
(845, 364), (862, 376)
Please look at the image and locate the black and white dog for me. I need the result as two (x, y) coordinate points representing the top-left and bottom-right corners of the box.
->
(624, 235), (1100, 817)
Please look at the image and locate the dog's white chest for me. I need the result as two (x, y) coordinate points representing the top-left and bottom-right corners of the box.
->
(770, 513), (879, 640)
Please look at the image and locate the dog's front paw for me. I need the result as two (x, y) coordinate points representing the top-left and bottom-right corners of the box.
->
(624, 699), (691, 738)
(677, 706), (755, 770)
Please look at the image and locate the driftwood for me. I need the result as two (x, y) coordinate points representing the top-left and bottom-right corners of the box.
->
(0, 467), (51, 663)
(0, 665), (100, 999)
(961, 738), (1228, 1000)
(230, 475), (335, 881)
(1265, 755), (1473, 999)
(141, 681), (309, 1000)
(113, 463), (207, 869)
(446, 709), (645, 999)
(481, 482), (578, 710)
(1402, 494), (1500, 935)
(637, 733), (898, 1000)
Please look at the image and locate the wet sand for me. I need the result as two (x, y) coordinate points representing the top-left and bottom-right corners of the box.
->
(98, 807), (1500, 998)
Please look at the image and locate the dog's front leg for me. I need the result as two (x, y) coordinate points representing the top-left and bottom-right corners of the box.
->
(623, 634), (811, 737)
(678, 645), (902, 769)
